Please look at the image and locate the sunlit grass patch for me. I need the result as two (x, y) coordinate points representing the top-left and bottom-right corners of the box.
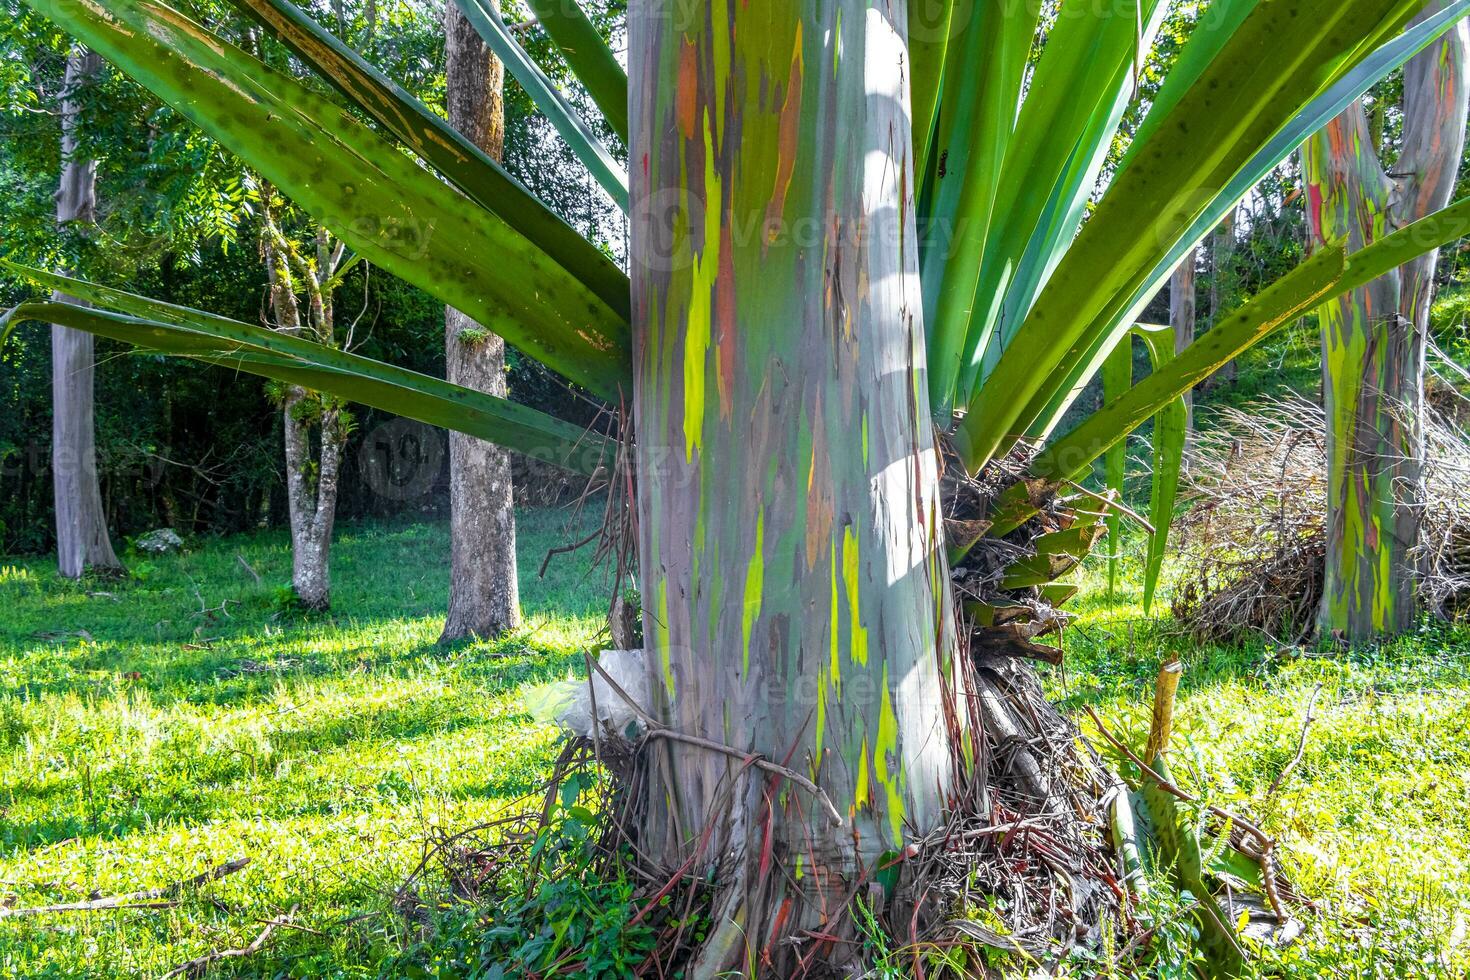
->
(0, 512), (602, 979)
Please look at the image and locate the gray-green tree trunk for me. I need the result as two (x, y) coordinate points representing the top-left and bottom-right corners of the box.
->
(1304, 6), (1469, 639)
(629, 2), (962, 973)
(261, 200), (348, 611)
(1208, 208), (1238, 388)
(440, 0), (520, 642)
(1171, 246), (1198, 436)
(51, 47), (121, 579)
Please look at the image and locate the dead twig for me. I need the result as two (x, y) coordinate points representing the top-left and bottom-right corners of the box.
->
(235, 553), (262, 586)
(160, 903), (297, 979)
(0, 858), (250, 919)
(1266, 683), (1323, 800)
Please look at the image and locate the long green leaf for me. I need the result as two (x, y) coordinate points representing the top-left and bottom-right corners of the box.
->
(948, 0), (1169, 411)
(452, 0), (628, 209)
(0, 273), (612, 476)
(1030, 191), (1470, 491)
(957, 0), (1424, 471)
(22, 0), (631, 399)
(1133, 325), (1187, 614)
(907, 0), (954, 180)
(1021, 0), (1470, 441)
(920, 0), (1039, 417)
(231, 0), (628, 315)
(524, 0), (628, 144)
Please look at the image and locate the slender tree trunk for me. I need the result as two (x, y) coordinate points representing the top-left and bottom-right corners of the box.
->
(1171, 246), (1198, 436)
(630, 2), (963, 972)
(1304, 5), (1469, 639)
(441, 0), (520, 642)
(262, 203), (348, 611)
(1208, 208), (1238, 388)
(51, 47), (121, 579)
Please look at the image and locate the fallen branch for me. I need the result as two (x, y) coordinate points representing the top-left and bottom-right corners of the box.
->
(160, 903), (297, 979)
(1266, 683), (1323, 800)
(0, 858), (250, 919)
(1086, 707), (1288, 920)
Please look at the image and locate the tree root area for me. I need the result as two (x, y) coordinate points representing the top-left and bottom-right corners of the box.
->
(428, 657), (1159, 978)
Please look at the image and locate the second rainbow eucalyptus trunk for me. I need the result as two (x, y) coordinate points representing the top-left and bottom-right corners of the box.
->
(1304, 3), (1470, 639)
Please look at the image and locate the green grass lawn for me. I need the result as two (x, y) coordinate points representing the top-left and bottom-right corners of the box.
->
(1061, 551), (1470, 978)
(0, 512), (607, 979)
(1, 517), (1468, 977)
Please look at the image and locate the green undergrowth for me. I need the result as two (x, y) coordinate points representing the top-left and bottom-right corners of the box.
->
(0, 512), (606, 979)
(2, 518), (1467, 977)
(1043, 541), (1470, 979)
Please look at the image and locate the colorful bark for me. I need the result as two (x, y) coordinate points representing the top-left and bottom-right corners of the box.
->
(1304, 7), (1469, 638)
(629, 1), (961, 972)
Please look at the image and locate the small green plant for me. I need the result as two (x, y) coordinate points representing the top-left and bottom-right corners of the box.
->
(385, 770), (664, 980)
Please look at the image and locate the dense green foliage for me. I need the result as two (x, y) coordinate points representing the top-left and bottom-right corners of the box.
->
(0, 0), (622, 554)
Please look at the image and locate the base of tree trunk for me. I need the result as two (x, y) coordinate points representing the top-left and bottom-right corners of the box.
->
(504, 652), (1123, 978)
(434, 459), (1301, 977)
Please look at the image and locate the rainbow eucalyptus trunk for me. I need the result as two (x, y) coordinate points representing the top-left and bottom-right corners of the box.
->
(629, 1), (962, 971)
(1304, 6), (1469, 639)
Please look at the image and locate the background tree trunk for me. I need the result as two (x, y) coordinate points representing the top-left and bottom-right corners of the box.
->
(1208, 208), (1239, 388)
(261, 202), (348, 611)
(1304, 5), (1470, 639)
(629, 2), (962, 971)
(1171, 246), (1198, 437)
(440, 0), (520, 642)
(51, 47), (121, 579)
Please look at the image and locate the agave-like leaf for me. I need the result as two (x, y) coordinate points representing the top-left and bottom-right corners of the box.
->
(1024, 0), (1470, 441)
(452, 0), (629, 209)
(907, 0), (954, 180)
(1132, 325), (1187, 614)
(946, 0), (1170, 412)
(919, 0), (1039, 417)
(23, 0), (631, 398)
(0, 269), (613, 475)
(524, 0), (629, 144)
(231, 0), (629, 315)
(958, 0), (1427, 470)
(1028, 189), (1470, 496)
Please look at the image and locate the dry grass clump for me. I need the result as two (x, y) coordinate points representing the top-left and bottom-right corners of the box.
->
(1172, 386), (1470, 643)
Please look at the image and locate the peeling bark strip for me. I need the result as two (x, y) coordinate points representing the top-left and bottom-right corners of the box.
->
(442, 0), (520, 642)
(630, 1), (960, 971)
(1304, 4), (1470, 639)
(52, 47), (122, 579)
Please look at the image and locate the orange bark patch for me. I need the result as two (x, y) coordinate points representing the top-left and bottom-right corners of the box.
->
(767, 26), (804, 234)
(677, 39), (699, 141)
